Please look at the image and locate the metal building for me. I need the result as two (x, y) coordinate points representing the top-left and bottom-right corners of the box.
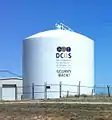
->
(0, 77), (23, 100)
(23, 23), (94, 99)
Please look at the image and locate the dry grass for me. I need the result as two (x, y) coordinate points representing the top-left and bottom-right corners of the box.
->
(46, 96), (112, 102)
(0, 103), (112, 120)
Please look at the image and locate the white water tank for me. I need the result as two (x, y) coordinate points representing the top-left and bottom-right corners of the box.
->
(23, 29), (94, 99)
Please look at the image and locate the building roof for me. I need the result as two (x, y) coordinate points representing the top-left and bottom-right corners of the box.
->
(0, 77), (22, 80)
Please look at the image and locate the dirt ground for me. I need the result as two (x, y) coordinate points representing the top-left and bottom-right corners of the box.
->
(0, 102), (112, 120)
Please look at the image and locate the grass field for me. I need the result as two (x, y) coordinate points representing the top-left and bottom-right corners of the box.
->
(1, 101), (112, 120)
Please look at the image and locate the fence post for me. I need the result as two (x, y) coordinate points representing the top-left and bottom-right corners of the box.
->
(66, 90), (69, 98)
(93, 84), (96, 95)
(44, 82), (47, 100)
(59, 81), (62, 98)
(32, 83), (34, 100)
(107, 85), (110, 97)
(77, 81), (81, 97)
(15, 86), (17, 100)
(0, 86), (2, 100)
(91, 89), (94, 96)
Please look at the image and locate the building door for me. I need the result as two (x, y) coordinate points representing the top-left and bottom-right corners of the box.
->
(2, 84), (17, 100)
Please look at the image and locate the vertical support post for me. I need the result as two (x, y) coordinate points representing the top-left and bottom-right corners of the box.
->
(107, 85), (110, 97)
(0, 86), (2, 100)
(78, 81), (80, 97)
(93, 84), (96, 96)
(44, 82), (47, 100)
(91, 89), (94, 96)
(32, 83), (34, 100)
(67, 90), (69, 98)
(59, 81), (62, 98)
(15, 85), (17, 100)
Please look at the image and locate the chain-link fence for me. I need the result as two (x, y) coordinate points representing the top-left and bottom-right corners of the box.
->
(19, 82), (112, 100)
(0, 82), (112, 100)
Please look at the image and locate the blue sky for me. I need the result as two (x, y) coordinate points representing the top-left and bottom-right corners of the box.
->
(0, 0), (112, 85)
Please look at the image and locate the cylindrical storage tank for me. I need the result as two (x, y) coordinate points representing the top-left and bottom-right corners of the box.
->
(23, 29), (94, 99)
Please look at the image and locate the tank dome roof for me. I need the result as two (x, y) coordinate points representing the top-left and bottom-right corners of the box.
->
(25, 29), (92, 41)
